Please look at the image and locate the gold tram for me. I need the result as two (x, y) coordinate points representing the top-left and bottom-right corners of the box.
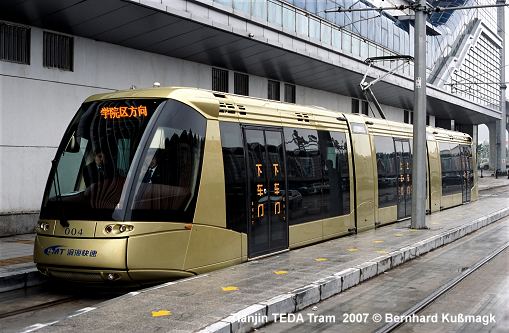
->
(34, 87), (477, 283)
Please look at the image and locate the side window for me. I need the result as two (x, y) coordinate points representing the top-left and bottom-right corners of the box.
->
(220, 122), (247, 233)
(374, 136), (398, 208)
(129, 100), (206, 222)
(461, 145), (474, 189)
(318, 131), (350, 218)
(284, 127), (321, 225)
(440, 142), (462, 195)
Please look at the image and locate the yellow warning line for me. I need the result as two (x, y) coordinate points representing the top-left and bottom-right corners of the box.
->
(222, 286), (239, 291)
(152, 310), (171, 317)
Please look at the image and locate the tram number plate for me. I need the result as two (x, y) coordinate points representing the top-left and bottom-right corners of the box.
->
(64, 227), (83, 236)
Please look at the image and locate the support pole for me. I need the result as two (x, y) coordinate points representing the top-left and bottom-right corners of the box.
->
(410, 0), (428, 229)
(497, 0), (507, 175)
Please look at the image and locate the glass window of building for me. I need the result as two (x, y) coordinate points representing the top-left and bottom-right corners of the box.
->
(360, 12), (368, 37)
(305, 0), (317, 14)
(268, 80), (280, 100)
(43, 31), (73, 71)
(309, 17), (320, 40)
(0, 22), (30, 65)
(361, 100), (369, 115)
(361, 42), (368, 59)
(296, 11), (308, 36)
(233, 1), (250, 15)
(387, 23), (394, 50)
(212, 68), (229, 92)
(404, 110), (413, 124)
(268, 0), (283, 26)
(293, 0), (305, 7)
(352, 35), (360, 56)
(282, 4), (296, 33)
(321, 22), (332, 45)
(332, 27), (341, 50)
(284, 83), (296, 103)
(252, 0), (267, 22)
(351, 98), (359, 113)
(234, 72), (249, 96)
(381, 18), (388, 46)
(342, 31), (352, 53)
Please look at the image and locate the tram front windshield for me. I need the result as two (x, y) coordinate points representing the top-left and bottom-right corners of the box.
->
(40, 98), (206, 222)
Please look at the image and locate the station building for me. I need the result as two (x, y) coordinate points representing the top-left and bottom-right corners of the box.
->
(0, 0), (507, 234)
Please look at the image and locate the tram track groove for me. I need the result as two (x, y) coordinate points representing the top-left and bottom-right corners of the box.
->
(374, 242), (509, 333)
(0, 296), (77, 319)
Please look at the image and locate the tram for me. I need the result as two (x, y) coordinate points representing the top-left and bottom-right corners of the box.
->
(34, 87), (477, 283)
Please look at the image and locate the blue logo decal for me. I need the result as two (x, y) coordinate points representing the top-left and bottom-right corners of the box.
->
(43, 245), (98, 257)
(44, 245), (66, 255)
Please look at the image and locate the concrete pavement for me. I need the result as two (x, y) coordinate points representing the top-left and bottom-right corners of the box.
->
(24, 182), (509, 333)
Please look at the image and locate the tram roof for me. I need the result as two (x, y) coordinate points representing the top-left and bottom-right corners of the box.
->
(85, 86), (471, 144)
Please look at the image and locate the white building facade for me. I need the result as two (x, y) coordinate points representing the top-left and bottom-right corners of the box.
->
(0, 0), (505, 235)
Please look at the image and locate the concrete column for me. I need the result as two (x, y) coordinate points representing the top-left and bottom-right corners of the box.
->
(473, 124), (478, 166)
(410, 0), (428, 229)
(497, 0), (507, 173)
(488, 122), (498, 170)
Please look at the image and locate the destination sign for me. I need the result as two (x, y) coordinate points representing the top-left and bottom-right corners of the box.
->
(100, 105), (148, 119)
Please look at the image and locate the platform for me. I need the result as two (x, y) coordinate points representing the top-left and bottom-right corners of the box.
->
(10, 178), (504, 333)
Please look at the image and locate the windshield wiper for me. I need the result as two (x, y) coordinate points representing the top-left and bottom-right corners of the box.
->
(51, 158), (69, 228)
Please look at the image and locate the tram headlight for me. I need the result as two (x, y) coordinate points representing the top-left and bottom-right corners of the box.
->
(105, 273), (120, 281)
(38, 222), (50, 231)
(104, 224), (134, 234)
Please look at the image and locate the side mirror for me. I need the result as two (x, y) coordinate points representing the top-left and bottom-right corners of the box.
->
(65, 134), (80, 153)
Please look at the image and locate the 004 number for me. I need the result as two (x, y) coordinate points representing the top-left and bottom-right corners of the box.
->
(64, 227), (83, 236)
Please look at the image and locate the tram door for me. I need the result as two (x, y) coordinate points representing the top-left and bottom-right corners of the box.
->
(461, 146), (473, 203)
(244, 128), (288, 258)
(395, 139), (412, 219)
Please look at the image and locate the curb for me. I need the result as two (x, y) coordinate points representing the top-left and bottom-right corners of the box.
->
(197, 207), (509, 333)
(479, 183), (509, 192)
(0, 266), (47, 293)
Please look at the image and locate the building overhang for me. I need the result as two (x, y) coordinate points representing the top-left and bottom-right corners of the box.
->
(0, 0), (500, 125)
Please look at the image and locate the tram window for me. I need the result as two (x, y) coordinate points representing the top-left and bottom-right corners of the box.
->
(284, 127), (322, 225)
(461, 145), (474, 190)
(318, 131), (350, 218)
(129, 100), (206, 222)
(220, 122), (247, 233)
(374, 136), (398, 207)
(40, 99), (165, 221)
(440, 142), (462, 195)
